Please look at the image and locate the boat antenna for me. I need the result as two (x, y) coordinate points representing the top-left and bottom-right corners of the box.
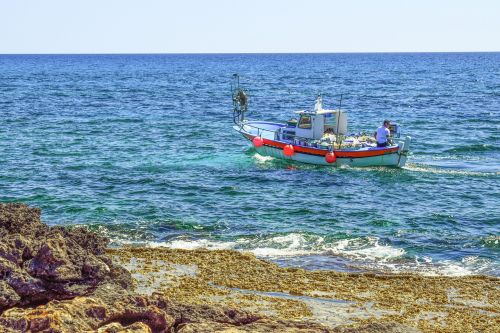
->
(336, 94), (343, 146)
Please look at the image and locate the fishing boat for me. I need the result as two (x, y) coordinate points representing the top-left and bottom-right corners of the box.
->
(231, 75), (411, 167)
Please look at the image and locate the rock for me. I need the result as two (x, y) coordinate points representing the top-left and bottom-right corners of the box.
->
(0, 203), (132, 311)
(177, 321), (329, 332)
(0, 203), (333, 333)
(0, 290), (329, 333)
(0, 292), (174, 332)
(25, 230), (110, 283)
(0, 281), (20, 310)
(332, 322), (421, 333)
(98, 322), (152, 333)
(0, 204), (46, 238)
(0, 203), (425, 333)
(54, 226), (109, 256)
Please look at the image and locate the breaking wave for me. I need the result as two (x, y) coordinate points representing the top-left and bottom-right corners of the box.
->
(105, 232), (497, 277)
(156, 233), (405, 262)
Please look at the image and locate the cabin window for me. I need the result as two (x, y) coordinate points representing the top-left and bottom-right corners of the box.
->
(298, 115), (312, 129)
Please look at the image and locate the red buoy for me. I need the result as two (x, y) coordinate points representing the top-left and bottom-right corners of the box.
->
(252, 136), (264, 148)
(283, 144), (295, 157)
(325, 152), (337, 163)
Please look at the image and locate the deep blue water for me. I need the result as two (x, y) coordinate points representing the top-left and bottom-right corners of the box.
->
(0, 53), (498, 276)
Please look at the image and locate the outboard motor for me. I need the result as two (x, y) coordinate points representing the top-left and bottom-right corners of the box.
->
(389, 122), (401, 138)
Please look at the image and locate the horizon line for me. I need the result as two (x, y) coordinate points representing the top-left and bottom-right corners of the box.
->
(1, 51), (499, 56)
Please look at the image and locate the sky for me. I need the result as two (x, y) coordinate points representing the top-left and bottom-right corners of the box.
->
(0, 0), (499, 53)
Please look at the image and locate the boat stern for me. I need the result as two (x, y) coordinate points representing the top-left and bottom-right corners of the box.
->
(396, 136), (412, 167)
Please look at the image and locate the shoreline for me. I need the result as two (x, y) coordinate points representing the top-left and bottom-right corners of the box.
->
(1, 203), (498, 332)
(108, 246), (499, 332)
(106, 239), (497, 278)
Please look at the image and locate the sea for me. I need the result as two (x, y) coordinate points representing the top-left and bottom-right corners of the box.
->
(0, 53), (498, 276)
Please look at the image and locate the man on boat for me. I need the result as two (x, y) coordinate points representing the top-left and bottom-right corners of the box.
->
(375, 120), (391, 147)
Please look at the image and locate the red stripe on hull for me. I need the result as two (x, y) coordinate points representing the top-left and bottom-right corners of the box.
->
(244, 134), (399, 158)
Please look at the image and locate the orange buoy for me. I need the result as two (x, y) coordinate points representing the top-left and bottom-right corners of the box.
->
(283, 144), (295, 157)
(325, 152), (336, 163)
(252, 136), (264, 147)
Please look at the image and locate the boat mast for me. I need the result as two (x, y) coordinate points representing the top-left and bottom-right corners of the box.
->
(336, 94), (343, 148)
(231, 74), (248, 124)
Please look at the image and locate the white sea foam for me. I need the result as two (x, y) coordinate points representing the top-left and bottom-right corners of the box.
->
(246, 233), (321, 257)
(253, 153), (274, 163)
(430, 263), (474, 276)
(162, 238), (237, 250)
(114, 233), (490, 277)
(372, 260), (476, 277)
(143, 233), (405, 261)
(403, 163), (499, 176)
(357, 255), (496, 277)
(324, 238), (406, 262)
(250, 247), (315, 257)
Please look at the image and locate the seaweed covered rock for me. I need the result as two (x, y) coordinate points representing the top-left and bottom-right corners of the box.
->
(0, 293), (173, 332)
(0, 290), (331, 333)
(0, 204), (429, 332)
(0, 203), (132, 311)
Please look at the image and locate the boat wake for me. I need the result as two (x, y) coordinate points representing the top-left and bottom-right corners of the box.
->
(444, 143), (497, 154)
(403, 163), (499, 176)
(250, 154), (500, 176)
(252, 153), (275, 163)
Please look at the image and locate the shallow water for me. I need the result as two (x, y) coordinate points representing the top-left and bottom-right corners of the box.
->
(0, 53), (498, 276)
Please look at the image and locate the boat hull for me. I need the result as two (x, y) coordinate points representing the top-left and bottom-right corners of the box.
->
(234, 123), (410, 168)
(254, 144), (407, 167)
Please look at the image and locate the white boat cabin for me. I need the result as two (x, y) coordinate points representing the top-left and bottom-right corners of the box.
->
(284, 97), (347, 141)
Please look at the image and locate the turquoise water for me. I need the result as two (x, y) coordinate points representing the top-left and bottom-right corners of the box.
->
(0, 53), (498, 276)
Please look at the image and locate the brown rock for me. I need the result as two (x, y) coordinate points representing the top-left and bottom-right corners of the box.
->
(0, 204), (432, 333)
(177, 320), (330, 333)
(97, 322), (152, 333)
(0, 203), (132, 312)
(332, 322), (421, 333)
(29, 316), (51, 332)
(0, 317), (29, 332)
(0, 281), (20, 309)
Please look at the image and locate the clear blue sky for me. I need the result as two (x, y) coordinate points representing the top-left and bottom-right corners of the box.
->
(1, 0), (499, 53)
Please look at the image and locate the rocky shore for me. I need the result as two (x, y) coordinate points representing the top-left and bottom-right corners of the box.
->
(1, 203), (498, 332)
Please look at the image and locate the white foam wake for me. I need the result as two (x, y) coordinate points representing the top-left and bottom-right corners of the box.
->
(252, 153), (274, 163)
(403, 163), (499, 176)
